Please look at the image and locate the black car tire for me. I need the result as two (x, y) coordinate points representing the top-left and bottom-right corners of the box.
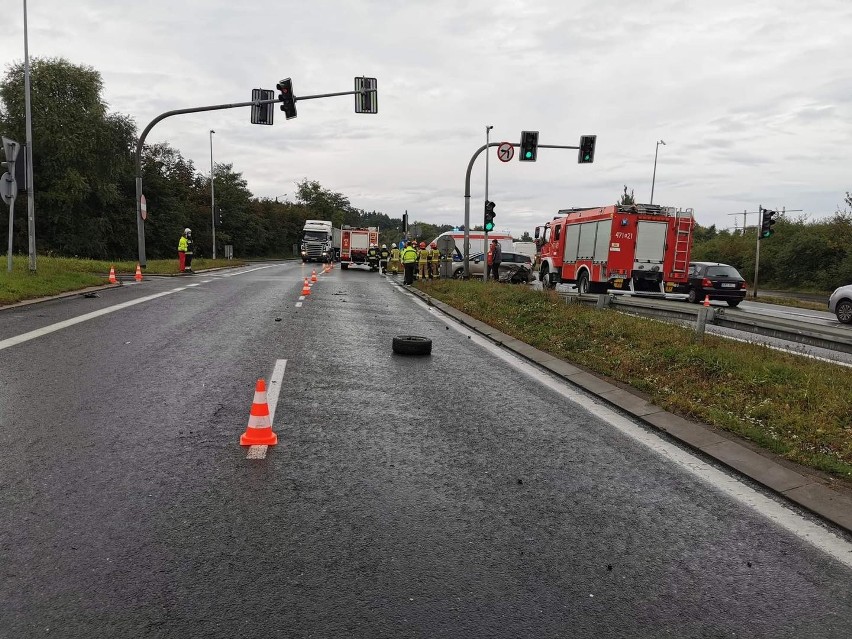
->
(687, 288), (700, 304)
(727, 299), (741, 307)
(341, 263), (349, 270)
(392, 335), (432, 356)
(453, 268), (464, 279)
(836, 299), (852, 324)
(577, 272), (590, 295)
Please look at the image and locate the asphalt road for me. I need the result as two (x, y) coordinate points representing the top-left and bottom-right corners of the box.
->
(1, 263), (851, 638)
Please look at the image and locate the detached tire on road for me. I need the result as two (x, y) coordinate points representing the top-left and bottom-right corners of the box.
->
(392, 335), (432, 356)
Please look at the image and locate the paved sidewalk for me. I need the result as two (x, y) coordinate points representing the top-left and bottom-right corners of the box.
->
(411, 287), (852, 535)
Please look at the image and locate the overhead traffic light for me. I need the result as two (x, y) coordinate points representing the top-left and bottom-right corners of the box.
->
(759, 206), (777, 239)
(276, 78), (297, 119)
(578, 135), (596, 163)
(519, 131), (539, 162)
(484, 200), (496, 231)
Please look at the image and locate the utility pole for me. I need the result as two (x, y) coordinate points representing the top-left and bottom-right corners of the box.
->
(23, 0), (37, 271)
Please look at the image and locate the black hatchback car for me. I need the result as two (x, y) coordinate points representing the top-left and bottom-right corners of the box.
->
(681, 262), (748, 306)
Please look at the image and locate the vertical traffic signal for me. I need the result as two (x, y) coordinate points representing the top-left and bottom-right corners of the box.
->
(759, 206), (777, 239)
(484, 200), (496, 231)
(519, 131), (539, 162)
(578, 135), (596, 163)
(277, 78), (297, 120)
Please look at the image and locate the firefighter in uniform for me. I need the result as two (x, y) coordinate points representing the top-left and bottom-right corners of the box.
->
(379, 244), (390, 273)
(389, 244), (401, 275)
(401, 241), (418, 285)
(367, 243), (379, 271)
(417, 242), (429, 280)
(430, 242), (440, 279)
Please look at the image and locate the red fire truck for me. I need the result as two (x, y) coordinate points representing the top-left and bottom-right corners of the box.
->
(534, 204), (694, 294)
(333, 226), (379, 270)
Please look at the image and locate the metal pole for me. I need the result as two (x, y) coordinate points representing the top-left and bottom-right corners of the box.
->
(6, 193), (14, 272)
(753, 207), (761, 299)
(484, 125), (492, 280)
(463, 141), (579, 278)
(23, 0), (36, 271)
(650, 139), (664, 205)
(210, 130), (216, 260)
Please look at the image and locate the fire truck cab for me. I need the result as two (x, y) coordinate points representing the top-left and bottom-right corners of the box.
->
(535, 204), (694, 294)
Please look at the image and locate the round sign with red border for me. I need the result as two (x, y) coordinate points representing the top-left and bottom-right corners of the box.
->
(497, 142), (514, 162)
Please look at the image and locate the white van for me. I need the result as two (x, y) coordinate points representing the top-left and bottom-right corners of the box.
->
(428, 230), (514, 261)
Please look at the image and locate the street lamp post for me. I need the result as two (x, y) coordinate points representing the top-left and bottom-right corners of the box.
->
(650, 139), (665, 205)
(23, 0), (37, 271)
(484, 125), (493, 279)
(209, 129), (216, 260)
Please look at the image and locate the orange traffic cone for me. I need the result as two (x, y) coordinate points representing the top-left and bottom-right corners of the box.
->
(311, 269), (318, 282)
(240, 379), (278, 446)
(703, 294), (710, 307)
(135, 264), (143, 282)
(108, 266), (118, 284)
(301, 278), (311, 296)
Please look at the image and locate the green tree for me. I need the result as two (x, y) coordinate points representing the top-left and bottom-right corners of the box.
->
(618, 185), (635, 205)
(0, 57), (137, 258)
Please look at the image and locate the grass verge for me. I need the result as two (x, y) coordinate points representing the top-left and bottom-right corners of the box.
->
(418, 280), (852, 482)
(0, 255), (245, 306)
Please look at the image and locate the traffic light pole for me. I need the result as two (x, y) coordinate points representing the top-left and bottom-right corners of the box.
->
(754, 230), (761, 300)
(463, 141), (578, 278)
(134, 87), (375, 266)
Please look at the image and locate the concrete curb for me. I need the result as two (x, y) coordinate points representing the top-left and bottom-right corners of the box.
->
(0, 282), (124, 311)
(410, 286), (852, 535)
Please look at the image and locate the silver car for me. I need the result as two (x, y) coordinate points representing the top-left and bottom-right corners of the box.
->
(828, 283), (852, 324)
(451, 252), (534, 283)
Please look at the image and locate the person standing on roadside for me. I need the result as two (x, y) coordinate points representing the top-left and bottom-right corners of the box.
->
(417, 242), (429, 281)
(488, 238), (502, 281)
(178, 228), (190, 273)
(183, 229), (195, 273)
(379, 244), (390, 273)
(401, 241), (418, 285)
(389, 244), (401, 275)
(430, 242), (441, 279)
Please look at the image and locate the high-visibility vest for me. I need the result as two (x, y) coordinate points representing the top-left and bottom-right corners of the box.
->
(401, 247), (418, 264)
(178, 236), (188, 252)
(390, 247), (400, 261)
(418, 249), (429, 264)
(431, 249), (440, 264)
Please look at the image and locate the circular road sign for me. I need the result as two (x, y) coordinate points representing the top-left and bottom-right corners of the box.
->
(497, 142), (514, 163)
(140, 194), (148, 221)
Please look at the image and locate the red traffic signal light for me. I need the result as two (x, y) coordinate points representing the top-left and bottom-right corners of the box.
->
(276, 78), (297, 120)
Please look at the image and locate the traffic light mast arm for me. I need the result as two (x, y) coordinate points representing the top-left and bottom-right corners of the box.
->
(134, 87), (376, 266)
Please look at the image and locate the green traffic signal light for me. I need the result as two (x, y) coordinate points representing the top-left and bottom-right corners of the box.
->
(524, 151), (532, 159)
(485, 221), (495, 231)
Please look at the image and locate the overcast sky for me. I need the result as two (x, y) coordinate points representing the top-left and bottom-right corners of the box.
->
(3, 0), (852, 237)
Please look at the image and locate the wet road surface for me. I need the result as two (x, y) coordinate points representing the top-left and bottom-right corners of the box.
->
(1, 263), (851, 638)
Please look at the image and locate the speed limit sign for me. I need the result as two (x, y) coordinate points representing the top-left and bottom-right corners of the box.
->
(497, 142), (514, 162)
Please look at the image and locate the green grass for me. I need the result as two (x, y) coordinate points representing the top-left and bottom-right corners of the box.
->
(0, 254), (245, 305)
(418, 280), (852, 482)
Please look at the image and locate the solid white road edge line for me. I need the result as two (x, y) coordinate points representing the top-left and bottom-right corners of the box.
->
(247, 359), (287, 460)
(419, 303), (852, 569)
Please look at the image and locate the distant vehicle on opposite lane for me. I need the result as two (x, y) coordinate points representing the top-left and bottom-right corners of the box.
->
(678, 262), (748, 306)
(829, 283), (852, 324)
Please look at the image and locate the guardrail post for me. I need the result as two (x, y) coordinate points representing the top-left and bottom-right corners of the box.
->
(596, 294), (611, 309)
(694, 306), (712, 342)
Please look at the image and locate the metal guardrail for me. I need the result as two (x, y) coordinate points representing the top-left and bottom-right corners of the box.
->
(558, 291), (852, 355)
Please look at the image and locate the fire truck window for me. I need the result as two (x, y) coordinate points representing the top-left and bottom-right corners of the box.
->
(543, 227), (551, 243)
(555, 226), (562, 240)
